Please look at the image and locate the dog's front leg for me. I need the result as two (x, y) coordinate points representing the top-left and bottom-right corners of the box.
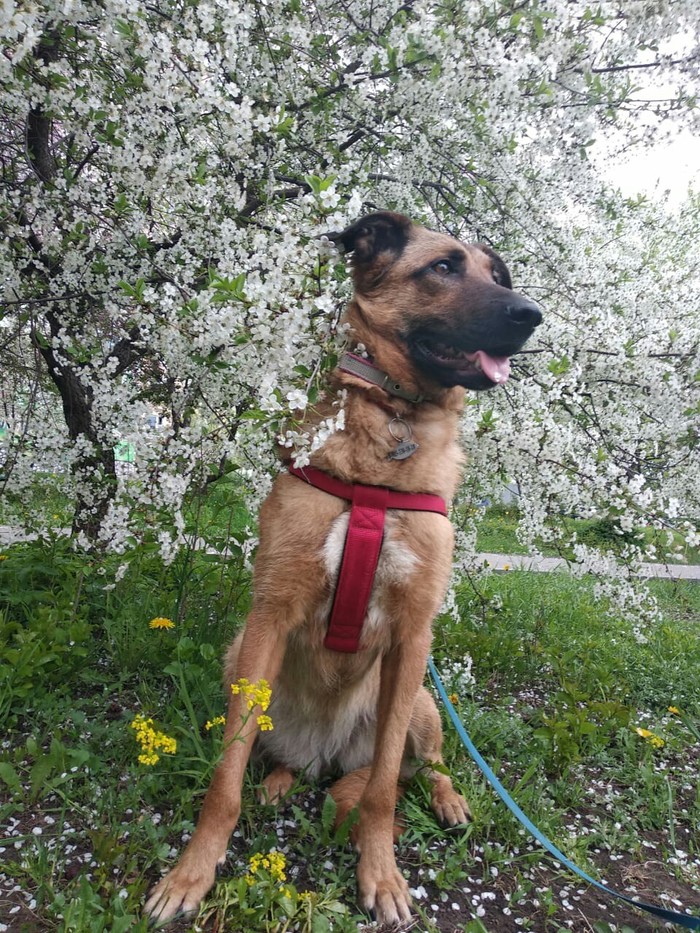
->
(144, 611), (286, 923)
(356, 630), (432, 925)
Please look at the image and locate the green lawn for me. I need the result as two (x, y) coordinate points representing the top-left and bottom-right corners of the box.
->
(473, 503), (700, 565)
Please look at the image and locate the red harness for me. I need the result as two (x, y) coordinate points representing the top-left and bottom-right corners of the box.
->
(288, 465), (448, 653)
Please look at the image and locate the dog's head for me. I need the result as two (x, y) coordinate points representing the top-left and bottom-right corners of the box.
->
(329, 211), (542, 391)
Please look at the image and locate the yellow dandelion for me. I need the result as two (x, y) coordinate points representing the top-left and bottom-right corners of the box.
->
(668, 706), (680, 715)
(448, 693), (459, 706)
(205, 715), (226, 731)
(149, 617), (175, 630)
(635, 726), (664, 748)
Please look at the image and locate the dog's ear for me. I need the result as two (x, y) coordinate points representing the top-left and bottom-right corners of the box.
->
(328, 211), (412, 265)
(475, 244), (513, 290)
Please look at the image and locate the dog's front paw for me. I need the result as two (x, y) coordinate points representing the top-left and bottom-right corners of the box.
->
(431, 780), (471, 827)
(358, 854), (413, 926)
(144, 858), (217, 925)
(258, 765), (296, 805)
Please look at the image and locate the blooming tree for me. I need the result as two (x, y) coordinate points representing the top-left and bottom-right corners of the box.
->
(0, 1), (698, 594)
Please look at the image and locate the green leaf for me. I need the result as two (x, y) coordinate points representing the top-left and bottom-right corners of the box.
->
(548, 356), (570, 376)
(0, 761), (21, 793)
(114, 19), (135, 38)
(30, 754), (56, 800)
(312, 914), (332, 933)
(320, 792), (337, 834)
(118, 278), (146, 301)
(209, 273), (248, 302)
(303, 173), (337, 195)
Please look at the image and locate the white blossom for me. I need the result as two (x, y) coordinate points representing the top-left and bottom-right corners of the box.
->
(0, 0), (697, 628)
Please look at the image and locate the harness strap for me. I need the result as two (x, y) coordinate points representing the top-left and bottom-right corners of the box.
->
(287, 465), (447, 515)
(287, 465), (447, 652)
(325, 482), (389, 652)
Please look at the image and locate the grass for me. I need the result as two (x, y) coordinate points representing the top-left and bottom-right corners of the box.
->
(0, 500), (699, 932)
(472, 504), (700, 565)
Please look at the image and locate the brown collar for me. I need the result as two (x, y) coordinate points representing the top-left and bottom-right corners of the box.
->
(337, 352), (426, 404)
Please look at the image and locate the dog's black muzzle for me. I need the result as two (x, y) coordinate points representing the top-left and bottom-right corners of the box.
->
(409, 295), (543, 390)
(502, 297), (542, 329)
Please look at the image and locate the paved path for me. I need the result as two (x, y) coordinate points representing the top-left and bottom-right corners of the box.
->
(2, 524), (699, 581)
(478, 551), (700, 581)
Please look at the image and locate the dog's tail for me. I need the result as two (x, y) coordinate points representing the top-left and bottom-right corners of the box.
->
(329, 767), (405, 844)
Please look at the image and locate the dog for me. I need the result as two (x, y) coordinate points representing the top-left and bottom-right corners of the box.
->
(145, 211), (542, 926)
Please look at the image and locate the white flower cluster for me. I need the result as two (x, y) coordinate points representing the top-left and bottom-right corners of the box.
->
(0, 0), (697, 618)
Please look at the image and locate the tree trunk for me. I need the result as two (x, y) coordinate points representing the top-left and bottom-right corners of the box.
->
(37, 340), (117, 541)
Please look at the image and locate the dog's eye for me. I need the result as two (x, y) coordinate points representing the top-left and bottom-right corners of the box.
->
(432, 260), (453, 275)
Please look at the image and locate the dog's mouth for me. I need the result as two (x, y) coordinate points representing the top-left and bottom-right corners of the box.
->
(412, 336), (512, 389)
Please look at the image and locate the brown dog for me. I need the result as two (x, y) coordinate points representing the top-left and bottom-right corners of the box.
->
(145, 211), (542, 926)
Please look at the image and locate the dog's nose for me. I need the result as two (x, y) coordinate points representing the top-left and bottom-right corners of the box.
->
(504, 300), (542, 328)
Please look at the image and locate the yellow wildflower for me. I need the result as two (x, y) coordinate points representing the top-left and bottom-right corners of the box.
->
(205, 715), (226, 731)
(0, 555), (7, 561)
(131, 714), (177, 765)
(635, 726), (664, 749)
(668, 706), (680, 715)
(246, 850), (287, 885)
(138, 751), (160, 765)
(231, 678), (272, 712)
(266, 851), (287, 882)
(149, 617), (175, 630)
(257, 714), (274, 732)
(448, 693), (459, 706)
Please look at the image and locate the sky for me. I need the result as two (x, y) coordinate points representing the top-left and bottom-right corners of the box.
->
(600, 130), (700, 204)
(596, 31), (700, 205)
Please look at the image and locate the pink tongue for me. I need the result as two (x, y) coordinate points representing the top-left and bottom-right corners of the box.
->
(470, 351), (511, 384)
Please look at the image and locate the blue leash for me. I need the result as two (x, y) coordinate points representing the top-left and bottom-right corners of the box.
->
(428, 657), (700, 930)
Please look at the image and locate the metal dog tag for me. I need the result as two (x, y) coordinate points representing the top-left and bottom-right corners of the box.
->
(389, 440), (419, 460)
(387, 416), (418, 460)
